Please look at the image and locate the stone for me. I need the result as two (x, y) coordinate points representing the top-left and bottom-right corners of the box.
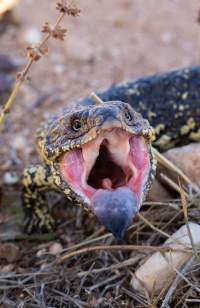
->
(164, 143), (200, 187)
(3, 172), (19, 185)
(0, 243), (19, 262)
(131, 223), (200, 294)
(49, 242), (63, 255)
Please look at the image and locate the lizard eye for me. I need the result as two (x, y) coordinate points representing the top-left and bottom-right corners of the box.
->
(124, 109), (132, 122)
(72, 119), (82, 131)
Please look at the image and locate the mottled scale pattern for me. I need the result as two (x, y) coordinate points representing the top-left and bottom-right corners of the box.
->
(79, 67), (200, 151)
(22, 165), (57, 232)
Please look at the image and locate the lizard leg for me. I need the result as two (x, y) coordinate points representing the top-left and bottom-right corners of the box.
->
(22, 164), (57, 233)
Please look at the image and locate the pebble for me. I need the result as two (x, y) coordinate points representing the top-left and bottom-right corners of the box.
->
(3, 172), (19, 185)
(131, 223), (200, 294)
(36, 248), (46, 258)
(40, 262), (49, 270)
(12, 135), (26, 151)
(148, 143), (200, 200)
(0, 243), (19, 262)
(0, 264), (15, 273)
(164, 143), (200, 187)
(49, 242), (63, 255)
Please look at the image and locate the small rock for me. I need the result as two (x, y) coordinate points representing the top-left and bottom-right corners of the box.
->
(131, 223), (200, 294)
(1, 264), (15, 273)
(12, 135), (26, 151)
(36, 248), (46, 258)
(40, 262), (49, 270)
(0, 243), (19, 262)
(163, 143), (200, 187)
(3, 172), (19, 185)
(49, 242), (63, 255)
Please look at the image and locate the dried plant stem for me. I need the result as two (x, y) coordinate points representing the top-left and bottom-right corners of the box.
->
(161, 256), (196, 308)
(0, 81), (21, 125)
(160, 173), (189, 197)
(59, 244), (192, 263)
(60, 220), (146, 254)
(77, 256), (139, 277)
(90, 92), (104, 105)
(138, 213), (171, 240)
(0, 11), (66, 126)
(179, 182), (200, 262)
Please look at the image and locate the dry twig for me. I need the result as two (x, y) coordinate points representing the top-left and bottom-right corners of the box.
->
(179, 181), (200, 262)
(161, 256), (196, 307)
(0, 0), (80, 126)
(59, 244), (192, 263)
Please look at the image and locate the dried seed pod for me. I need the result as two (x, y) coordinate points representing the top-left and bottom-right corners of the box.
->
(42, 22), (52, 34)
(52, 25), (67, 41)
(26, 46), (41, 61)
(56, 1), (80, 16)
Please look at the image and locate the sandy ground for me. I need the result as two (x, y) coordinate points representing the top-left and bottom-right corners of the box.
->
(0, 0), (200, 175)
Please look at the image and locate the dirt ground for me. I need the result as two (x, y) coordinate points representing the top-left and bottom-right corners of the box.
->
(1, 0), (200, 175)
(0, 0), (200, 307)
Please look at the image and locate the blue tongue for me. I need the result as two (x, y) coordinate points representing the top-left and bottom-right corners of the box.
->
(92, 187), (138, 240)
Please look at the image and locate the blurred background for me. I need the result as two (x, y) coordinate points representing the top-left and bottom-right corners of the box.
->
(0, 0), (200, 200)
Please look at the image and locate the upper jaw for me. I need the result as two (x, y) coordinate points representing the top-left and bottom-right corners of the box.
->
(82, 128), (134, 188)
(43, 103), (154, 163)
(80, 116), (153, 149)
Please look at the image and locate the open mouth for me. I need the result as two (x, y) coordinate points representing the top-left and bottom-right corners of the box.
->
(60, 128), (151, 239)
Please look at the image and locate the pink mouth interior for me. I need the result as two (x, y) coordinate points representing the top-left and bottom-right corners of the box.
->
(60, 129), (150, 208)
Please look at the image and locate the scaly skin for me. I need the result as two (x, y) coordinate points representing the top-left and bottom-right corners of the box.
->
(81, 67), (200, 150)
(22, 67), (200, 236)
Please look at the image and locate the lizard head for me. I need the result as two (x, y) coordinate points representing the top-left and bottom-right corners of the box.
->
(37, 101), (156, 240)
